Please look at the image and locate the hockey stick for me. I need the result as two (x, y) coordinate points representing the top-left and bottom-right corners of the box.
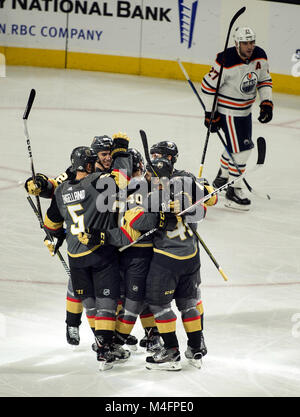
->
(27, 195), (71, 278)
(193, 229), (228, 281)
(177, 59), (271, 200)
(140, 129), (159, 177)
(119, 145), (265, 252)
(23, 89), (44, 223)
(198, 6), (246, 177)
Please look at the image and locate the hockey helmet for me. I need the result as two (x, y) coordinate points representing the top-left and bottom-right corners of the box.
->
(91, 135), (113, 153)
(150, 141), (179, 164)
(70, 146), (98, 172)
(147, 157), (173, 178)
(128, 148), (145, 173)
(233, 27), (256, 44)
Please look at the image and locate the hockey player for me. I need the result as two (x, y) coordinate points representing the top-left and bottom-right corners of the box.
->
(149, 140), (216, 340)
(43, 134), (132, 371)
(118, 140), (216, 370)
(24, 135), (113, 347)
(201, 26), (273, 210)
(113, 148), (163, 353)
(118, 156), (207, 371)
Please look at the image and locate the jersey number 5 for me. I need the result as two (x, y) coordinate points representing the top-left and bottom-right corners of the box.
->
(67, 204), (85, 235)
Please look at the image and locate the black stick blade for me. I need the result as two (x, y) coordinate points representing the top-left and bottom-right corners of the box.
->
(23, 89), (36, 120)
(139, 129), (151, 165)
(139, 129), (159, 178)
(256, 137), (266, 165)
(230, 6), (246, 28)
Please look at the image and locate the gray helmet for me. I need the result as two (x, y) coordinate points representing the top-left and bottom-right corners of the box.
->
(91, 135), (113, 153)
(70, 146), (98, 172)
(150, 141), (178, 164)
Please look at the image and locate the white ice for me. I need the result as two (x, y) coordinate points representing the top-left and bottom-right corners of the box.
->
(0, 66), (300, 397)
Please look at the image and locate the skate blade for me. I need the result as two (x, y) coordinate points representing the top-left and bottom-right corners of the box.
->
(224, 200), (250, 211)
(145, 361), (182, 371)
(98, 361), (114, 371)
(114, 357), (130, 364)
(68, 343), (80, 351)
(187, 358), (202, 369)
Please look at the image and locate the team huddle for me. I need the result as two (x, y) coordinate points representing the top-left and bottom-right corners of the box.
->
(24, 26), (273, 372)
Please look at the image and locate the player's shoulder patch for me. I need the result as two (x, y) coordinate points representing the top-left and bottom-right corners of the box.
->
(216, 47), (241, 68)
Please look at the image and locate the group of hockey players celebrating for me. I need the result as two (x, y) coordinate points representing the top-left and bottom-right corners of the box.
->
(24, 26), (272, 372)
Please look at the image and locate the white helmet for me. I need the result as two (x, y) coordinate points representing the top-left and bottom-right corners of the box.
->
(233, 27), (256, 43)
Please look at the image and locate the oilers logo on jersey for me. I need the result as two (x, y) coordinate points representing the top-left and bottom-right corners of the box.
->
(240, 72), (258, 94)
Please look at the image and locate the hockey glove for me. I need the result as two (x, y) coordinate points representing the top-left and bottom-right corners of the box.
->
(25, 173), (49, 196)
(157, 212), (178, 231)
(204, 111), (221, 132)
(77, 228), (107, 246)
(111, 132), (130, 158)
(44, 228), (66, 256)
(258, 100), (273, 124)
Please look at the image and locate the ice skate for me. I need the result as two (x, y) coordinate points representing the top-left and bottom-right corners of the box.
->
(97, 345), (116, 371)
(110, 343), (131, 363)
(146, 328), (164, 354)
(125, 334), (138, 352)
(139, 327), (163, 353)
(145, 347), (181, 371)
(139, 331), (148, 348)
(212, 169), (228, 189)
(184, 346), (203, 369)
(66, 325), (80, 346)
(94, 336), (116, 371)
(225, 186), (251, 211)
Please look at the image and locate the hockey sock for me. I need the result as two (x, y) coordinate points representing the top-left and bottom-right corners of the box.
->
(228, 149), (251, 187)
(220, 152), (230, 178)
(65, 311), (82, 327)
(95, 329), (114, 345)
(186, 330), (202, 349)
(140, 311), (156, 330)
(65, 296), (83, 327)
(159, 331), (179, 350)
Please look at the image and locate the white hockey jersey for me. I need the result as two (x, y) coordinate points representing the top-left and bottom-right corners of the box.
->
(201, 46), (272, 117)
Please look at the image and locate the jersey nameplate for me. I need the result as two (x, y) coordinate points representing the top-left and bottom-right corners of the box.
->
(62, 190), (86, 204)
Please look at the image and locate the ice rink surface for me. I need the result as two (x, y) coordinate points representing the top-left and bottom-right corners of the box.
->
(0, 66), (300, 398)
